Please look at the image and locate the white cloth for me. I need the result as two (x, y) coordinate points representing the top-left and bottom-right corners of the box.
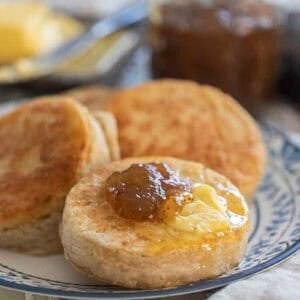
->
(210, 253), (300, 300)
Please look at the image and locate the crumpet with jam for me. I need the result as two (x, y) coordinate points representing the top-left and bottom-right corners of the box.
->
(61, 157), (250, 289)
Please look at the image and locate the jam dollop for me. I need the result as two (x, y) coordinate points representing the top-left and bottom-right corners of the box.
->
(105, 162), (191, 221)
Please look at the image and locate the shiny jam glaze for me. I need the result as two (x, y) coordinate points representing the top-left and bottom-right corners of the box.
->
(105, 162), (192, 221)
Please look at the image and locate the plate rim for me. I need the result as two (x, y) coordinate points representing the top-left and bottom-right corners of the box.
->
(0, 123), (299, 299)
(0, 241), (299, 299)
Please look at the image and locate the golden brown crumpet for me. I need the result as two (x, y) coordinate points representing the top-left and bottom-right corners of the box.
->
(61, 156), (250, 289)
(108, 80), (266, 198)
(38, 92), (119, 162)
(0, 97), (110, 255)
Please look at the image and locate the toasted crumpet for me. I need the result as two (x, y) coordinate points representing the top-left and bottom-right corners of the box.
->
(0, 97), (110, 254)
(61, 156), (250, 288)
(108, 80), (266, 199)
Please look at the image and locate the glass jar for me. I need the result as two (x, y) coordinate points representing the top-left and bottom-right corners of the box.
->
(148, 0), (281, 111)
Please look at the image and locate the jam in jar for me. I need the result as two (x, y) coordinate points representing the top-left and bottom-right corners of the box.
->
(105, 162), (192, 221)
(149, 0), (281, 111)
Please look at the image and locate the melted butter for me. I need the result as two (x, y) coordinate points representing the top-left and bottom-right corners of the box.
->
(192, 183), (227, 215)
(148, 234), (215, 254)
(167, 184), (231, 233)
(146, 183), (249, 254)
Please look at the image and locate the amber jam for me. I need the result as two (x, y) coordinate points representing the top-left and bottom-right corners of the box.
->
(149, 0), (281, 111)
(105, 163), (192, 221)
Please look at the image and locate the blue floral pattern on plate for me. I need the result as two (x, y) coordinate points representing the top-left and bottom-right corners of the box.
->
(0, 123), (299, 299)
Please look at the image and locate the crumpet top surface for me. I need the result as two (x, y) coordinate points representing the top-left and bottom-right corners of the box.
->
(108, 80), (266, 197)
(64, 156), (249, 255)
(0, 98), (94, 229)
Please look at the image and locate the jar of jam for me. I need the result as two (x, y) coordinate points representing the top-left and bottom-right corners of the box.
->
(149, 0), (281, 111)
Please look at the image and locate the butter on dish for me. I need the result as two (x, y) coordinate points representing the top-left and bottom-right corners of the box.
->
(0, 1), (82, 64)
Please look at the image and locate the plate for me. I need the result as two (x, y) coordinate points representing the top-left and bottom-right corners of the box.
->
(0, 123), (299, 299)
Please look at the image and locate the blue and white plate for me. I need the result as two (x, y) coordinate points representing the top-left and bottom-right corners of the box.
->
(0, 124), (299, 299)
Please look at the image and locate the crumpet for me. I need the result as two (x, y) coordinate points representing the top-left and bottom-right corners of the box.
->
(61, 156), (250, 289)
(108, 80), (266, 199)
(0, 97), (110, 255)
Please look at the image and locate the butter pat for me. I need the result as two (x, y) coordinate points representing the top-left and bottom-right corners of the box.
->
(167, 184), (248, 233)
(0, 1), (82, 64)
(191, 184), (227, 215)
(167, 184), (230, 233)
